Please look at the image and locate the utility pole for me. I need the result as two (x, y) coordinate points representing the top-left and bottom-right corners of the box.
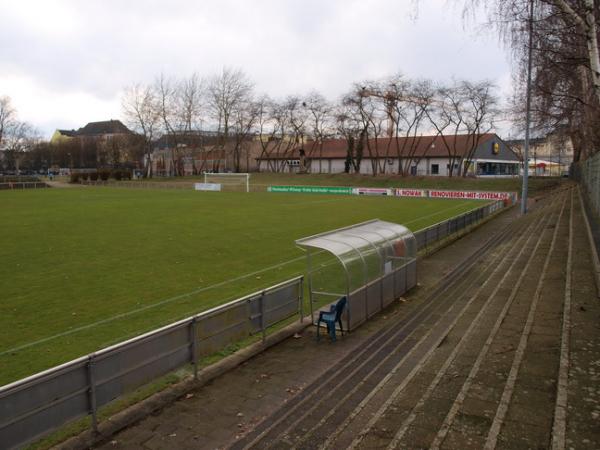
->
(521, 0), (534, 214)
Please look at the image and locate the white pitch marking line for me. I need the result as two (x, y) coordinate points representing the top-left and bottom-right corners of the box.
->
(0, 201), (482, 357)
(483, 192), (568, 450)
(426, 201), (557, 450)
(242, 208), (513, 450)
(551, 189), (573, 450)
(316, 210), (537, 450)
(343, 205), (548, 450)
(0, 254), (308, 356)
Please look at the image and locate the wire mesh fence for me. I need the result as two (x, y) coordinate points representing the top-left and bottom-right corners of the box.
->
(414, 200), (505, 251)
(0, 198), (507, 449)
(0, 277), (303, 450)
(0, 181), (49, 190)
(576, 152), (600, 218)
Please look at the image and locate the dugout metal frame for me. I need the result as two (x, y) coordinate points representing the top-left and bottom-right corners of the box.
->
(296, 219), (417, 331)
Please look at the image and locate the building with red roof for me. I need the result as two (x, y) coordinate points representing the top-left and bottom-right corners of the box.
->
(256, 133), (521, 177)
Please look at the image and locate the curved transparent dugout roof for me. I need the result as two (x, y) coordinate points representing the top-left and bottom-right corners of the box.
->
(296, 219), (417, 292)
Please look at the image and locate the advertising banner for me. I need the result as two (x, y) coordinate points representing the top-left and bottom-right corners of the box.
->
(428, 190), (515, 200)
(194, 183), (221, 191)
(352, 187), (393, 196)
(266, 185), (515, 202)
(395, 188), (428, 198)
(267, 185), (353, 195)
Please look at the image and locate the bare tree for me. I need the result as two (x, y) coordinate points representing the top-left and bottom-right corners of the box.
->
(462, 0), (600, 158)
(380, 76), (435, 175)
(177, 73), (204, 133)
(426, 81), (463, 176)
(177, 73), (205, 174)
(285, 96), (309, 146)
(270, 98), (296, 172)
(3, 121), (40, 172)
(155, 74), (184, 176)
(255, 95), (276, 172)
(122, 83), (160, 177)
(0, 96), (17, 149)
(460, 80), (500, 175)
(363, 83), (388, 175)
(335, 100), (366, 173)
(304, 91), (333, 173)
(426, 80), (498, 176)
(208, 68), (254, 170)
(549, 0), (600, 105)
(342, 83), (387, 175)
(231, 97), (260, 172)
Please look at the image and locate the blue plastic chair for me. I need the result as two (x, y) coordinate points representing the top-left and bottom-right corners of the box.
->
(317, 296), (347, 341)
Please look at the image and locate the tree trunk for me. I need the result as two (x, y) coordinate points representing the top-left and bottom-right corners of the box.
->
(584, 0), (600, 106)
(554, 0), (600, 106)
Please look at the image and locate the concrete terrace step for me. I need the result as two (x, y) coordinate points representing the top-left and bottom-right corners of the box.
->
(86, 186), (599, 450)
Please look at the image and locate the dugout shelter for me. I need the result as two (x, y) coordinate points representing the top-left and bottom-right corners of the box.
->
(296, 219), (417, 331)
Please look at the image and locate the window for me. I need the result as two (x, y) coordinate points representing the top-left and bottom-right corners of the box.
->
(431, 164), (439, 175)
(410, 166), (417, 176)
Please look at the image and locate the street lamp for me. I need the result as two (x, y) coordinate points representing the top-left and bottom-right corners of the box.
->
(521, 0), (534, 215)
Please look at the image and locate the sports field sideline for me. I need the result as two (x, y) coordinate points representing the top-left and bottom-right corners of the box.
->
(0, 186), (485, 385)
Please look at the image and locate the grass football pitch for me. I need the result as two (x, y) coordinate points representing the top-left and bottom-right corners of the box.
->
(0, 187), (484, 385)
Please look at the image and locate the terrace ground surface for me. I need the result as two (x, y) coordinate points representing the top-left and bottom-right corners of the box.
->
(89, 183), (599, 450)
(1, 186), (483, 385)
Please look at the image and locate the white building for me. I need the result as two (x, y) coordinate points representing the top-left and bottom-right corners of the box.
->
(256, 133), (521, 177)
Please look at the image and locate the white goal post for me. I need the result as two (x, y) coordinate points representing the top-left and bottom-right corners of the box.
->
(203, 172), (250, 192)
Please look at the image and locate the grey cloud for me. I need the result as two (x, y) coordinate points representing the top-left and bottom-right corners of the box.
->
(0, 0), (511, 133)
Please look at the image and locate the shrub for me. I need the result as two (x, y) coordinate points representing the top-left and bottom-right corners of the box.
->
(69, 173), (80, 183)
(90, 172), (98, 181)
(80, 172), (89, 181)
(113, 170), (123, 181)
(122, 170), (132, 180)
(99, 170), (110, 181)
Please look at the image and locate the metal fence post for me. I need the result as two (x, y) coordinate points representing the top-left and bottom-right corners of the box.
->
(308, 250), (314, 323)
(392, 263), (397, 299)
(190, 317), (198, 380)
(299, 277), (304, 323)
(260, 291), (266, 344)
(86, 355), (98, 434)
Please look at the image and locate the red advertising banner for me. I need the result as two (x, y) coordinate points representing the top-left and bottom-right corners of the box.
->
(395, 188), (428, 198)
(429, 190), (514, 200)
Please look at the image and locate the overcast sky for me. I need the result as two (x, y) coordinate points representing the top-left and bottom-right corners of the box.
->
(0, 0), (514, 138)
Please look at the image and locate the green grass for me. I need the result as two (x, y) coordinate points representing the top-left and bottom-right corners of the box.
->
(0, 187), (484, 385)
(128, 172), (564, 194)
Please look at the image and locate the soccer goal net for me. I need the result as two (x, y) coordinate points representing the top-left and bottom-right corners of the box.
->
(203, 172), (250, 192)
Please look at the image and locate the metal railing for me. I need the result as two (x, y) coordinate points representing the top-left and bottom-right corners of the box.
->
(82, 180), (192, 189)
(577, 152), (600, 218)
(0, 276), (303, 450)
(342, 200), (505, 330)
(0, 182), (49, 190)
(414, 200), (505, 251)
(0, 199), (507, 449)
(345, 259), (417, 330)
